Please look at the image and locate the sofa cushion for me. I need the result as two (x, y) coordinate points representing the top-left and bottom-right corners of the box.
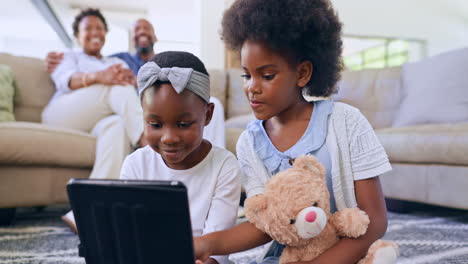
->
(208, 69), (227, 112)
(334, 67), (402, 129)
(0, 53), (55, 122)
(381, 163), (468, 210)
(0, 65), (15, 122)
(226, 68), (251, 119)
(376, 123), (468, 166)
(226, 127), (244, 156)
(225, 113), (255, 129)
(0, 122), (95, 167)
(393, 48), (468, 127)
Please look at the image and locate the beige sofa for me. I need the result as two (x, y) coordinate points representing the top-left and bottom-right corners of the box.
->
(212, 49), (468, 211)
(0, 53), (95, 223)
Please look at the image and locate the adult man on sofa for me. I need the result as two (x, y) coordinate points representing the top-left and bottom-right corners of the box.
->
(45, 18), (226, 149)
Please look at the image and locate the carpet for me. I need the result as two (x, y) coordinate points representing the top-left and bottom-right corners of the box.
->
(0, 206), (467, 264)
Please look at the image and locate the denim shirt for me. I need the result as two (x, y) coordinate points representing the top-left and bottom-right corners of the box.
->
(111, 52), (146, 75)
(247, 100), (337, 212)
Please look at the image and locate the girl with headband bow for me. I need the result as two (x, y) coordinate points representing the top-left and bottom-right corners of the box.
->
(120, 51), (242, 264)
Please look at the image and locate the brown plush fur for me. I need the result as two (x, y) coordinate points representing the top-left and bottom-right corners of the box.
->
(244, 155), (398, 264)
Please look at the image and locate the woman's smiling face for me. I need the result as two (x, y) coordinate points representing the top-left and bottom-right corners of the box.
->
(76, 15), (107, 57)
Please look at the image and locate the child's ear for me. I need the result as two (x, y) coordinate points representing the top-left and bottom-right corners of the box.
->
(204, 102), (215, 126)
(296, 61), (313, 88)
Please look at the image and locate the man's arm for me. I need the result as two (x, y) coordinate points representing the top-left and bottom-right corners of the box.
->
(44, 51), (63, 74)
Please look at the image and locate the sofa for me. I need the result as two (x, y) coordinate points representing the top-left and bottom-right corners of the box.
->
(212, 48), (468, 211)
(334, 48), (468, 211)
(0, 53), (96, 223)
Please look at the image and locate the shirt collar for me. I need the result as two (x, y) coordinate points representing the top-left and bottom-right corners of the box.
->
(250, 100), (333, 174)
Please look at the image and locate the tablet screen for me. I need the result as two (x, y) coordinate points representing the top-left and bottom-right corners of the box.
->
(67, 179), (195, 264)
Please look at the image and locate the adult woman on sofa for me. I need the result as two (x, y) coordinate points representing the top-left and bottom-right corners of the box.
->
(41, 8), (145, 232)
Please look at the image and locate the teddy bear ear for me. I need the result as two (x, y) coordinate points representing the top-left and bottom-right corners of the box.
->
(293, 154), (326, 178)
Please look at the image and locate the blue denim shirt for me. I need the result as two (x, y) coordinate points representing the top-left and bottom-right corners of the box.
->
(111, 52), (146, 75)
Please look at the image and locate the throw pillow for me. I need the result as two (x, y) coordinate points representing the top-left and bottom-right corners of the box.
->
(0, 64), (15, 122)
(393, 48), (468, 127)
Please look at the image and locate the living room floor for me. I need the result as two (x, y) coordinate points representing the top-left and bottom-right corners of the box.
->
(0, 204), (467, 264)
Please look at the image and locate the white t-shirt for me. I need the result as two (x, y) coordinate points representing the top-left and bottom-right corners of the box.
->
(120, 146), (241, 264)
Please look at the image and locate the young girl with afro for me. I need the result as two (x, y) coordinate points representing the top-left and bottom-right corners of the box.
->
(195, 0), (394, 263)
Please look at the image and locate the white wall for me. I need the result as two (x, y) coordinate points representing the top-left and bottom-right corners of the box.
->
(0, 0), (66, 59)
(332, 0), (468, 57)
(199, 0), (226, 69)
(148, 0), (200, 57)
(144, 0), (228, 69)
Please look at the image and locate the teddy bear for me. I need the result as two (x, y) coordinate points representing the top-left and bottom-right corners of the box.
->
(244, 154), (398, 264)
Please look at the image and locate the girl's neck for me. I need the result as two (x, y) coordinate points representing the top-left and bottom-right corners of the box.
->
(264, 97), (314, 152)
(269, 97), (312, 126)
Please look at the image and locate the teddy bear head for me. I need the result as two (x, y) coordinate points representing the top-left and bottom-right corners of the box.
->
(244, 155), (330, 247)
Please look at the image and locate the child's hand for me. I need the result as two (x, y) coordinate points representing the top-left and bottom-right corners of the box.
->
(194, 236), (213, 263)
(195, 258), (219, 264)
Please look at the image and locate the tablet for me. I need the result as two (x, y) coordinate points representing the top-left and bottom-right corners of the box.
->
(67, 179), (195, 264)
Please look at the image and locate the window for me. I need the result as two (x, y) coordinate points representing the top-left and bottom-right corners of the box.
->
(343, 36), (426, 71)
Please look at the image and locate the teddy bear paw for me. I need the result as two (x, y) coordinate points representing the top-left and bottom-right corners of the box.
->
(333, 208), (370, 238)
(348, 208), (370, 237)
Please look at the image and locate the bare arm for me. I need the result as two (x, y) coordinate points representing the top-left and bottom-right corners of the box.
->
(195, 221), (272, 262)
(204, 258), (220, 264)
(289, 177), (388, 264)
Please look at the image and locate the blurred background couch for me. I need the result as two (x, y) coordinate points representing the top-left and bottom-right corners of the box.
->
(0, 53), (95, 224)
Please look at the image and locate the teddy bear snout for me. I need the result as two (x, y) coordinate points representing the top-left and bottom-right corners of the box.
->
(295, 206), (327, 239)
(305, 211), (317, 222)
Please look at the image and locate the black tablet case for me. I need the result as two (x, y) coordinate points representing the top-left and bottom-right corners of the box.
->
(67, 179), (195, 264)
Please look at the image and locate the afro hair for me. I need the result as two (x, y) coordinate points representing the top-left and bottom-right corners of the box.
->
(221, 0), (343, 97)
